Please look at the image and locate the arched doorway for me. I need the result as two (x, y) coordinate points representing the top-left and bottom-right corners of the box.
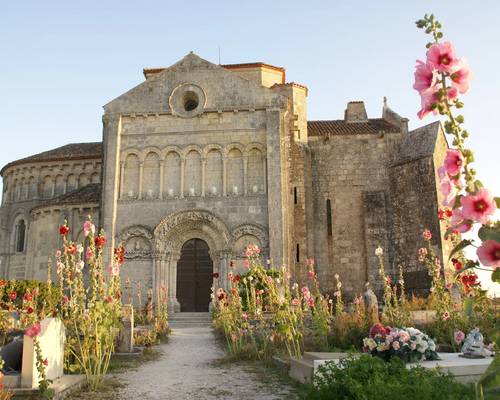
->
(176, 238), (213, 312)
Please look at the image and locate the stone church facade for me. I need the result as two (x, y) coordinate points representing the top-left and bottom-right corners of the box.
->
(0, 53), (449, 312)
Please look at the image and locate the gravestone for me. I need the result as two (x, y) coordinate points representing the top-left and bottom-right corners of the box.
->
(117, 305), (135, 353)
(21, 318), (65, 388)
(363, 282), (379, 325)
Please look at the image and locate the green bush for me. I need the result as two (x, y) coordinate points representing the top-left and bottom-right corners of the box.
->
(300, 355), (474, 400)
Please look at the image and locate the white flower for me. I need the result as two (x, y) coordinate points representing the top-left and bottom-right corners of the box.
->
(375, 246), (384, 256)
(76, 260), (84, 272)
(334, 273), (339, 280)
(337, 281), (342, 289)
(77, 244), (84, 254)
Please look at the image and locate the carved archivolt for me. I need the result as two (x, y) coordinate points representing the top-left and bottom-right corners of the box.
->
(231, 223), (269, 249)
(154, 209), (231, 254)
(119, 225), (153, 259)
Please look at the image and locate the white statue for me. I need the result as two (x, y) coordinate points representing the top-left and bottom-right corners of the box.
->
(461, 328), (494, 358)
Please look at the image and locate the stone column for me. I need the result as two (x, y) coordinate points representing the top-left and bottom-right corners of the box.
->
(159, 160), (165, 200)
(119, 161), (125, 200)
(138, 161), (144, 199)
(217, 250), (231, 290)
(243, 156), (248, 196)
(63, 177), (68, 195)
(201, 158), (206, 197)
(180, 159), (185, 198)
(222, 157), (227, 196)
(262, 157), (267, 194)
(50, 178), (55, 198)
(166, 251), (181, 313)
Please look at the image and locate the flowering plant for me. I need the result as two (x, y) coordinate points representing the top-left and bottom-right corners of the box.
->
(363, 323), (439, 363)
(414, 14), (500, 282)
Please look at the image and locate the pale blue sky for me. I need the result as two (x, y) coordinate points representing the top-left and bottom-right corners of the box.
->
(0, 1), (498, 193)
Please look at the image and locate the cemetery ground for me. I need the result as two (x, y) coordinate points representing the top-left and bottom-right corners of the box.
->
(67, 319), (299, 400)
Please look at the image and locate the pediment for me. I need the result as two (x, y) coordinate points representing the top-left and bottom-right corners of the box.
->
(103, 52), (287, 114)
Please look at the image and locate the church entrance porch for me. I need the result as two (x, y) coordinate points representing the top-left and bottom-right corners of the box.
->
(176, 238), (213, 312)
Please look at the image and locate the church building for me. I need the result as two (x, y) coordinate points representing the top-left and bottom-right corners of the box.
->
(0, 53), (449, 312)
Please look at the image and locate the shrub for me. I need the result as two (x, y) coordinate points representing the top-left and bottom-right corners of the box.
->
(300, 355), (474, 400)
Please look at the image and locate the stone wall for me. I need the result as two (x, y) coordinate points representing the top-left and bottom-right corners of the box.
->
(309, 131), (402, 297)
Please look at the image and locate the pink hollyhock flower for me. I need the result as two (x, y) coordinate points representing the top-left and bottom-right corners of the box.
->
(83, 221), (95, 237)
(266, 276), (273, 284)
(442, 311), (450, 321)
(85, 247), (92, 260)
(426, 42), (459, 73)
(422, 229), (432, 241)
(308, 297), (315, 307)
(291, 298), (299, 306)
(450, 209), (472, 233)
(307, 270), (315, 279)
(413, 60), (437, 94)
(55, 250), (62, 258)
(461, 188), (497, 224)
(450, 59), (471, 94)
(454, 330), (465, 345)
(43, 358), (48, 366)
(477, 240), (500, 269)
(439, 173), (458, 207)
(417, 86), (439, 119)
(25, 323), (41, 338)
(242, 312), (248, 321)
(443, 149), (464, 177)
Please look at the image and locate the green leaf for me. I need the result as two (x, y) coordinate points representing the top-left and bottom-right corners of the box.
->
(463, 297), (473, 317)
(478, 226), (500, 243)
(492, 269), (500, 283)
(448, 239), (473, 262)
(495, 197), (500, 208)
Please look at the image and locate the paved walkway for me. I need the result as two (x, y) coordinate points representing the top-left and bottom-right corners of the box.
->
(117, 322), (298, 400)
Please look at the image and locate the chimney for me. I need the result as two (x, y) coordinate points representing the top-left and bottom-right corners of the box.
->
(344, 101), (368, 123)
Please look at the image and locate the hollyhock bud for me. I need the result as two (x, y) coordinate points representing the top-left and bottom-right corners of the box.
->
(477, 240), (500, 269)
(413, 60), (437, 94)
(461, 188), (497, 224)
(59, 225), (70, 235)
(426, 42), (459, 73)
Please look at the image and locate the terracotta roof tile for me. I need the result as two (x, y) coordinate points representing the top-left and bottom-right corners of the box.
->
(307, 119), (400, 136)
(1, 142), (103, 175)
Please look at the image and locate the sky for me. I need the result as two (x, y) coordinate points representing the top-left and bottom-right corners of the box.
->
(0, 1), (498, 291)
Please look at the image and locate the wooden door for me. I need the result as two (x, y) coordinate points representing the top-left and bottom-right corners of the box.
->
(176, 238), (213, 312)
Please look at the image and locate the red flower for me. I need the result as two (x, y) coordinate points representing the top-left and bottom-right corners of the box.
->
(66, 243), (76, 255)
(9, 292), (17, 301)
(0, 280), (6, 288)
(451, 258), (463, 271)
(369, 323), (388, 338)
(212, 272), (219, 279)
(94, 235), (106, 248)
(59, 225), (70, 235)
(26, 306), (34, 314)
(422, 229), (432, 241)
(229, 260), (235, 268)
(24, 292), (33, 302)
(233, 274), (241, 283)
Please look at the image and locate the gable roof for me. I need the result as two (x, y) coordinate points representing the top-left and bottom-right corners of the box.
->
(32, 183), (101, 211)
(1, 142), (103, 175)
(391, 121), (441, 166)
(308, 118), (400, 136)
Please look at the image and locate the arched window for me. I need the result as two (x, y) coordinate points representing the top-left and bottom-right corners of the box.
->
(15, 220), (26, 252)
(326, 199), (333, 236)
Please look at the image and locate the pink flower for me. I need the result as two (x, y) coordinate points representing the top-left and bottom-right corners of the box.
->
(227, 272), (234, 280)
(266, 276), (273, 284)
(291, 298), (299, 306)
(443, 150), (464, 177)
(85, 247), (93, 260)
(422, 229), (432, 241)
(55, 250), (62, 258)
(399, 331), (410, 343)
(442, 311), (450, 321)
(477, 240), (500, 269)
(450, 59), (471, 94)
(460, 188), (497, 224)
(392, 341), (400, 351)
(426, 42), (459, 73)
(439, 173), (458, 207)
(307, 270), (315, 279)
(43, 358), (48, 366)
(308, 297), (315, 307)
(454, 330), (465, 345)
(413, 60), (437, 94)
(83, 221), (95, 237)
(450, 209), (472, 233)
(242, 312), (248, 321)
(417, 86), (457, 119)
(25, 323), (41, 338)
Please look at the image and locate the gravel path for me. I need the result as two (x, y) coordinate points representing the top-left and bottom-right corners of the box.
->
(116, 324), (298, 400)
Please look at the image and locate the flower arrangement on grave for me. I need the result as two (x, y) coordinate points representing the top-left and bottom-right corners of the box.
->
(363, 323), (439, 363)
